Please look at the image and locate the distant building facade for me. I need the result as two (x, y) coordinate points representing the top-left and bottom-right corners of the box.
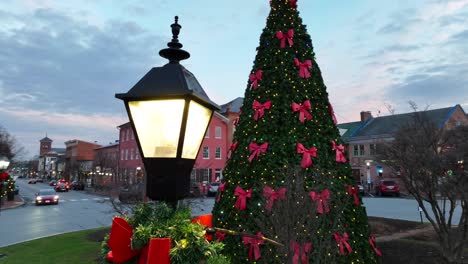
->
(64, 139), (101, 181)
(37, 136), (66, 179)
(118, 123), (144, 185)
(93, 142), (120, 186)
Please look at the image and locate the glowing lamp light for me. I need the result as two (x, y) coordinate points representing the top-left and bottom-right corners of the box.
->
(0, 156), (10, 170)
(116, 16), (218, 202)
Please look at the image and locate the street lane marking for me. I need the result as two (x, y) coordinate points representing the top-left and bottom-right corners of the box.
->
(70, 199), (78, 202)
(81, 199), (89, 201)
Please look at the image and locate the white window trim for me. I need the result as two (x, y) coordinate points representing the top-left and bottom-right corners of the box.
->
(203, 146), (209, 159)
(215, 147), (222, 159)
(215, 126), (222, 139)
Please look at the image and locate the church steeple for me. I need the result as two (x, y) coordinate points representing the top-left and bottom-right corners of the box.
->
(39, 134), (53, 155)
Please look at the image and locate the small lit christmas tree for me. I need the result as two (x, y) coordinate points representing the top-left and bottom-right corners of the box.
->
(212, 1), (381, 263)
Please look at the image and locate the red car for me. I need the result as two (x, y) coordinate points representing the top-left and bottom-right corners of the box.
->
(28, 178), (37, 184)
(35, 189), (59, 205)
(55, 182), (70, 192)
(375, 180), (400, 197)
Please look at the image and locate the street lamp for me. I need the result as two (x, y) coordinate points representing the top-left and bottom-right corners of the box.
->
(366, 161), (371, 193)
(116, 16), (219, 202)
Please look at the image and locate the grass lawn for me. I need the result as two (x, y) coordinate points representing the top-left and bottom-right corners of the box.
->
(0, 227), (110, 264)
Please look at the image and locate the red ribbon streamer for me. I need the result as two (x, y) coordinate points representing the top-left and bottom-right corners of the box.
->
(234, 186), (252, 211)
(331, 140), (346, 163)
(290, 240), (312, 264)
(248, 142), (268, 162)
(296, 143), (317, 168)
(263, 186), (286, 211)
(107, 217), (149, 264)
(216, 182), (226, 203)
(334, 232), (353, 255)
(369, 235), (382, 256)
(276, 29), (294, 48)
(242, 232), (264, 261)
(292, 100), (312, 123)
(249, 70), (263, 89)
(347, 185), (360, 206)
(227, 141), (239, 159)
(310, 189), (331, 214)
(216, 231), (226, 242)
(252, 100), (271, 121)
(294, 58), (312, 78)
(328, 104), (337, 124)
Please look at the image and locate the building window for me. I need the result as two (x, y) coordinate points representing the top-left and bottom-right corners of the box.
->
(135, 150), (139, 160)
(126, 129), (130, 141)
(370, 144), (377, 155)
(205, 128), (210, 138)
(203, 147), (209, 159)
(353, 144), (365, 156)
(215, 169), (222, 181)
(203, 168), (211, 182)
(121, 132), (125, 142)
(215, 126), (222, 139)
(125, 149), (128, 160)
(131, 130), (134, 140)
(121, 150), (124, 160)
(130, 149), (134, 160)
(215, 147), (221, 159)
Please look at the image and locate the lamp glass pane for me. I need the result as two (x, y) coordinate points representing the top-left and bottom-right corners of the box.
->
(129, 100), (184, 158)
(182, 101), (213, 159)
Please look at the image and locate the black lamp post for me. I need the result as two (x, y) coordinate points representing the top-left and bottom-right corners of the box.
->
(116, 16), (219, 203)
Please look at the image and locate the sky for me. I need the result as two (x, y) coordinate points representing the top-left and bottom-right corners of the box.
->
(1, 0), (467, 159)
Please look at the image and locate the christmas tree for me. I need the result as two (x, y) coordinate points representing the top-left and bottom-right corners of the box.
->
(212, 1), (381, 263)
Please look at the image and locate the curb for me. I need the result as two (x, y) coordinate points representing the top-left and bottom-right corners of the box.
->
(1, 196), (25, 210)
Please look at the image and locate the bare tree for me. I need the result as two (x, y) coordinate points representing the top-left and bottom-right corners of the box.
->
(0, 126), (25, 161)
(378, 108), (468, 264)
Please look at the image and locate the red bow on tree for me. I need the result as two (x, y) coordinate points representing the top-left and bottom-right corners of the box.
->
(292, 100), (312, 123)
(227, 141), (239, 159)
(347, 185), (360, 206)
(216, 182), (226, 203)
(328, 104), (337, 124)
(296, 143), (317, 168)
(216, 231), (226, 242)
(242, 232), (265, 261)
(233, 117), (239, 126)
(331, 140), (346, 163)
(276, 29), (294, 48)
(234, 186), (252, 210)
(369, 235), (382, 256)
(333, 232), (353, 255)
(249, 70), (263, 89)
(290, 0), (298, 8)
(0, 172), (9, 180)
(248, 142), (268, 162)
(263, 186), (286, 211)
(294, 58), (312, 78)
(252, 100), (271, 121)
(290, 240), (313, 264)
(310, 189), (331, 214)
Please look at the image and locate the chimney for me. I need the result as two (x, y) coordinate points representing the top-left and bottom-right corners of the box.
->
(360, 111), (373, 122)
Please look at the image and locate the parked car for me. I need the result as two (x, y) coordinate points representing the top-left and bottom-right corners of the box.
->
(35, 189), (59, 205)
(207, 182), (220, 197)
(55, 182), (70, 192)
(70, 181), (85, 190)
(36, 178), (44, 183)
(28, 178), (37, 184)
(375, 180), (400, 197)
(49, 180), (57, 186)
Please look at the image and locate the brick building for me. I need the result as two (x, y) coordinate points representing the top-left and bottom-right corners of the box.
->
(93, 142), (119, 186)
(37, 136), (66, 180)
(117, 122), (144, 185)
(64, 139), (101, 181)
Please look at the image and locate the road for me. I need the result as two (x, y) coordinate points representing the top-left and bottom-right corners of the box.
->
(0, 180), (463, 247)
(0, 178), (116, 247)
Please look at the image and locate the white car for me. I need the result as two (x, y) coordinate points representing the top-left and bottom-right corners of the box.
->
(208, 182), (220, 197)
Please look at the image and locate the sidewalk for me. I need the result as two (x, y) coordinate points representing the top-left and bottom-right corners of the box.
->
(0, 196), (25, 210)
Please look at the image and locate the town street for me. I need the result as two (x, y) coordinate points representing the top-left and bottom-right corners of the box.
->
(0, 179), (463, 247)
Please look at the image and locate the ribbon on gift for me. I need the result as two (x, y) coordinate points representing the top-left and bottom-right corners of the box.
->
(249, 70), (263, 89)
(369, 235), (382, 256)
(106, 217), (149, 264)
(310, 189), (330, 214)
(227, 141), (239, 159)
(216, 182), (226, 203)
(216, 231), (226, 242)
(243, 232), (265, 261)
(234, 186), (252, 210)
(331, 140), (346, 163)
(294, 58), (312, 78)
(252, 100), (271, 121)
(263, 186), (286, 211)
(290, 240), (313, 264)
(296, 143), (317, 168)
(276, 29), (294, 48)
(292, 100), (312, 123)
(290, 0), (298, 8)
(347, 185), (360, 206)
(334, 232), (353, 255)
(248, 142), (268, 162)
(328, 104), (337, 124)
